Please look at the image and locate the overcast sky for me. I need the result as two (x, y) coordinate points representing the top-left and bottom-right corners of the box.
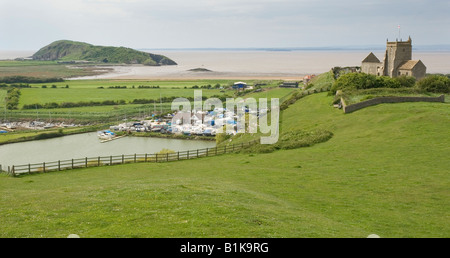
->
(1, 0), (449, 50)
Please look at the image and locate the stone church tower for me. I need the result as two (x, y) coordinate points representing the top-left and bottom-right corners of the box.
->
(362, 37), (426, 79)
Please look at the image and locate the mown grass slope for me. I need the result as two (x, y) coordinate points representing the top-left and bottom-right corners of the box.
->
(0, 93), (448, 238)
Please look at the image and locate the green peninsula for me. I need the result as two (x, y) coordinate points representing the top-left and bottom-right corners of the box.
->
(32, 40), (177, 66)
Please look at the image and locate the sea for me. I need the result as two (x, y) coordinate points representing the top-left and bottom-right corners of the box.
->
(0, 49), (449, 80)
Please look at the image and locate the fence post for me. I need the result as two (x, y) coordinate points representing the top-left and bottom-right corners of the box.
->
(145, 154), (148, 162)
(28, 164), (31, 174)
(177, 151), (180, 160)
(43, 162), (46, 173)
(156, 154), (158, 162)
(206, 148), (209, 157)
(134, 154), (137, 163)
(8, 166), (10, 175)
(166, 153), (169, 162)
(197, 149), (199, 158)
(224, 145), (227, 153)
(187, 150), (189, 159)
(122, 155), (124, 164)
(58, 160), (61, 171)
(215, 147), (218, 155)
(110, 156), (113, 165)
(85, 157), (88, 168)
(72, 159), (74, 169)
(98, 157), (101, 167)
(12, 166), (15, 177)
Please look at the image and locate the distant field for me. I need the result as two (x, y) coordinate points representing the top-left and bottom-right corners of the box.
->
(0, 90), (6, 108)
(245, 87), (296, 101)
(17, 79), (284, 107)
(18, 88), (225, 106)
(0, 60), (58, 67)
(0, 61), (111, 79)
(1, 79), (291, 123)
(30, 79), (280, 89)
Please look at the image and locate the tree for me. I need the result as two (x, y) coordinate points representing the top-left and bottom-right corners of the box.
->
(394, 75), (416, 88)
(416, 75), (450, 93)
(331, 72), (410, 94)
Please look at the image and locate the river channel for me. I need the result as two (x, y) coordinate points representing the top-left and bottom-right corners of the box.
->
(0, 132), (216, 169)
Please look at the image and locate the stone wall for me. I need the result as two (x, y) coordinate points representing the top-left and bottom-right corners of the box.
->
(361, 62), (380, 76)
(342, 95), (445, 113)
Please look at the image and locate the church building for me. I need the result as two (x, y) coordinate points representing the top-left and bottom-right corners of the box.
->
(361, 37), (426, 79)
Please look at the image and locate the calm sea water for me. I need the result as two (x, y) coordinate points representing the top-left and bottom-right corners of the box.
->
(1, 50), (448, 79)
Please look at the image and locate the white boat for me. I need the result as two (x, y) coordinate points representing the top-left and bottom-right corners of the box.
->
(182, 125), (192, 135)
(97, 130), (115, 140)
(190, 126), (204, 135)
(203, 128), (216, 136)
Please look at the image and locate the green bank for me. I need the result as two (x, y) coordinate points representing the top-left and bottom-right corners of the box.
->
(1, 92), (448, 238)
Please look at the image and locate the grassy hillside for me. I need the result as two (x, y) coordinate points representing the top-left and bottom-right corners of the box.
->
(0, 93), (449, 238)
(32, 40), (177, 66)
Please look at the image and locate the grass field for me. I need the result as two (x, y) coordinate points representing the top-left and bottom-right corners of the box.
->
(31, 79), (272, 89)
(0, 79), (290, 123)
(15, 80), (283, 107)
(0, 89), (6, 108)
(1, 93), (448, 238)
(306, 71), (334, 91)
(0, 60), (59, 67)
(0, 61), (110, 79)
(18, 88), (226, 106)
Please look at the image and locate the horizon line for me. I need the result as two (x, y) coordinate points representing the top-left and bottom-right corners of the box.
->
(138, 45), (450, 52)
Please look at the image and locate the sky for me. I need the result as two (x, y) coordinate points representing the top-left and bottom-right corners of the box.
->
(1, 0), (449, 50)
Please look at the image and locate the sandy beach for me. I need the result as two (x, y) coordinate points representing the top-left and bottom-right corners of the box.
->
(68, 64), (306, 81)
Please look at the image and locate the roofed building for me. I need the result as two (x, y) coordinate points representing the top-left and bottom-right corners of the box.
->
(233, 82), (248, 89)
(361, 37), (426, 80)
(361, 52), (381, 75)
(279, 81), (299, 88)
(397, 60), (426, 78)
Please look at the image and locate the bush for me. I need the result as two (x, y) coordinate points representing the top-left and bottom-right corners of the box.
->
(331, 73), (404, 94)
(34, 131), (64, 140)
(416, 75), (450, 93)
(0, 76), (63, 84)
(239, 129), (333, 154)
(157, 149), (176, 155)
(215, 131), (231, 144)
(5, 88), (21, 110)
(22, 99), (127, 109)
(394, 75), (416, 88)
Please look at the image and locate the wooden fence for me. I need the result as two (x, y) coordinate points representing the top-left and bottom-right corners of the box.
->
(3, 140), (258, 176)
